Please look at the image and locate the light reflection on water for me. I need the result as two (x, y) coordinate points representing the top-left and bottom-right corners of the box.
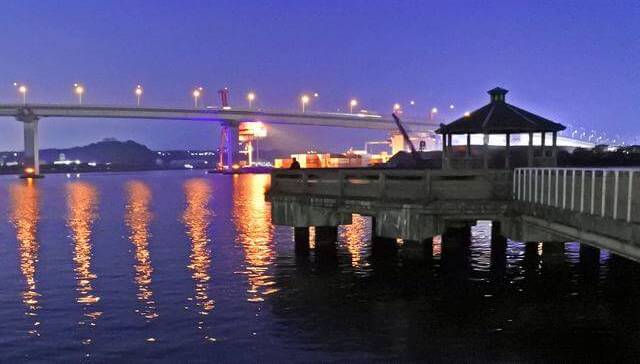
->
(125, 181), (157, 321)
(1, 172), (639, 362)
(9, 180), (41, 337)
(182, 178), (215, 342)
(66, 181), (101, 343)
(232, 174), (277, 302)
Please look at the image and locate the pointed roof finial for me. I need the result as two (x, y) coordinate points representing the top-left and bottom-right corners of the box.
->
(488, 87), (508, 103)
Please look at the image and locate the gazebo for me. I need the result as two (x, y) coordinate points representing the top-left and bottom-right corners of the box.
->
(436, 87), (566, 169)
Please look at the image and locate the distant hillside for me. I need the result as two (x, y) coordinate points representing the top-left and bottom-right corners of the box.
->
(40, 139), (156, 166)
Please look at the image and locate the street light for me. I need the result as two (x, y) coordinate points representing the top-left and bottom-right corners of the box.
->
(301, 94), (310, 112)
(192, 87), (203, 108)
(247, 92), (255, 109)
(449, 104), (455, 110)
(14, 83), (27, 104)
(73, 83), (85, 104)
(430, 107), (438, 120)
(410, 100), (416, 106)
(393, 103), (401, 113)
(135, 85), (143, 106)
(349, 99), (358, 113)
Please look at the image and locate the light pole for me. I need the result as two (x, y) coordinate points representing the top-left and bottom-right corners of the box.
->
(349, 99), (358, 113)
(301, 94), (310, 112)
(393, 103), (401, 113)
(247, 92), (255, 109)
(74, 83), (85, 104)
(192, 87), (203, 108)
(14, 83), (27, 104)
(430, 107), (438, 120)
(135, 85), (143, 106)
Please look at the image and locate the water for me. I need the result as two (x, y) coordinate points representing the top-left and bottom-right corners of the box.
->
(1, 171), (640, 362)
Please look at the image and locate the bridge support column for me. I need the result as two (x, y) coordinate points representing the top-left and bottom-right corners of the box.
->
(18, 113), (42, 178)
(441, 225), (471, 273)
(221, 122), (239, 168)
(294, 227), (310, 253)
(315, 226), (338, 250)
(491, 222), (507, 274)
(400, 239), (429, 262)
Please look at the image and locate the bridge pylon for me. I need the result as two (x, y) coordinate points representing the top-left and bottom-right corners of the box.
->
(220, 122), (239, 168)
(16, 108), (43, 178)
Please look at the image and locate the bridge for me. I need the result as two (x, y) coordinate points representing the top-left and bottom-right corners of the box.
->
(267, 167), (640, 262)
(0, 103), (435, 176)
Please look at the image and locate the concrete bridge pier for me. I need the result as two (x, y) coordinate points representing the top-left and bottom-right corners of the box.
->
(399, 239), (432, 262)
(441, 225), (472, 273)
(491, 221), (508, 274)
(315, 226), (338, 250)
(221, 122), (239, 167)
(17, 110), (42, 178)
(294, 227), (310, 253)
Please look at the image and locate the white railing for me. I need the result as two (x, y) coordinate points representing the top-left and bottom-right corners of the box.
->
(514, 168), (640, 223)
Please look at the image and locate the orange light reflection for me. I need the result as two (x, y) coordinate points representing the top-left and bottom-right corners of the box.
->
(66, 182), (102, 329)
(125, 181), (158, 321)
(9, 180), (41, 337)
(182, 179), (215, 315)
(232, 175), (277, 302)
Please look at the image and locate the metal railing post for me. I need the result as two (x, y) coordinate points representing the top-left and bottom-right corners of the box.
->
(590, 170), (596, 215)
(580, 170), (585, 213)
(562, 169), (567, 208)
(613, 170), (619, 220)
(601, 170), (607, 217)
(533, 169), (538, 203)
(571, 169), (576, 210)
(628, 171), (634, 223)
(554, 169), (560, 207)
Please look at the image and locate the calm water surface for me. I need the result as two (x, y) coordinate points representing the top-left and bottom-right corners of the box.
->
(1, 170), (640, 362)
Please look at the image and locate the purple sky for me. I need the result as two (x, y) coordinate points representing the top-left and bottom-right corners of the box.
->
(1, 0), (638, 151)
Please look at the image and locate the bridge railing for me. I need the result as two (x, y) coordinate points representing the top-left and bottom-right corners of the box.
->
(514, 168), (640, 223)
(270, 168), (513, 202)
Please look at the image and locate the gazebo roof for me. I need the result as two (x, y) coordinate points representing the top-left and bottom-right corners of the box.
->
(436, 87), (565, 135)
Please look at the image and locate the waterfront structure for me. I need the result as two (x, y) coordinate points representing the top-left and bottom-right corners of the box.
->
(436, 88), (566, 169)
(269, 167), (640, 262)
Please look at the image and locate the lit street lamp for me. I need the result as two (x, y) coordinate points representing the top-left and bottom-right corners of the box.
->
(247, 92), (255, 109)
(430, 107), (438, 120)
(301, 94), (310, 112)
(393, 103), (401, 113)
(14, 83), (27, 104)
(349, 99), (358, 113)
(192, 87), (203, 108)
(74, 83), (85, 104)
(135, 85), (143, 106)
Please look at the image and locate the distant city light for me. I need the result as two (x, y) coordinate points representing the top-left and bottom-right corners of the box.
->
(464, 111), (471, 117)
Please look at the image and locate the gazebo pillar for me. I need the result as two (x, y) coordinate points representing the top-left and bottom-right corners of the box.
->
(466, 133), (471, 158)
(483, 134), (489, 169)
(540, 132), (546, 159)
(505, 133), (511, 169)
(527, 132), (534, 167)
(442, 132), (448, 168)
(551, 131), (558, 167)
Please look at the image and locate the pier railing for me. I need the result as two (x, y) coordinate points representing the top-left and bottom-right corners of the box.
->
(270, 168), (513, 202)
(514, 168), (640, 223)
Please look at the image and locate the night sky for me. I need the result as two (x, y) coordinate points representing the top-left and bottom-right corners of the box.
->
(1, 1), (638, 152)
